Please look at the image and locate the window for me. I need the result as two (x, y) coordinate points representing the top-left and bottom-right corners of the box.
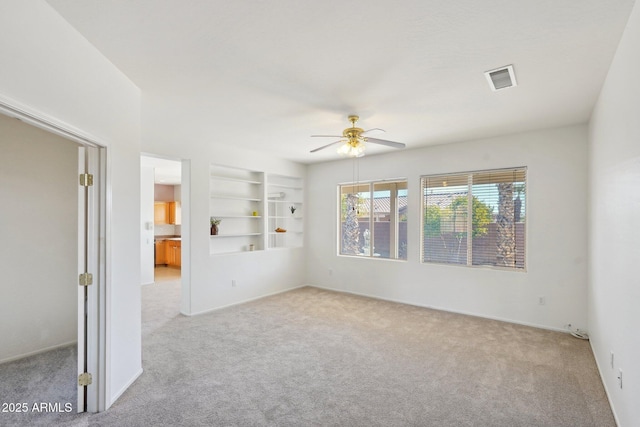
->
(339, 180), (408, 260)
(421, 168), (526, 270)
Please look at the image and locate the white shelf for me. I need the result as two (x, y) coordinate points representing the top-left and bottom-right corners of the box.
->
(268, 183), (303, 190)
(266, 173), (304, 250)
(211, 233), (263, 238)
(210, 165), (265, 254)
(212, 215), (262, 219)
(211, 194), (262, 202)
(210, 175), (262, 185)
(209, 168), (304, 253)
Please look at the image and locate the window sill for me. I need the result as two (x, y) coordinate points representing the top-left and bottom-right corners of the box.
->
(337, 254), (408, 262)
(420, 260), (527, 272)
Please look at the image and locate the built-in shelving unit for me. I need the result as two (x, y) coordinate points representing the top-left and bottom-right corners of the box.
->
(210, 165), (264, 255)
(209, 166), (304, 255)
(266, 174), (304, 249)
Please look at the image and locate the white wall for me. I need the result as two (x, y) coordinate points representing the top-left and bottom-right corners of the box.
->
(154, 184), (175, 202)
(141, 165), (155, 285)
(141, 116), (307, 315)
(588, 2), (640, 425)
(0, 1), (142, 408)
(0, 114), (78, 363)
(306, 125), (589, 332)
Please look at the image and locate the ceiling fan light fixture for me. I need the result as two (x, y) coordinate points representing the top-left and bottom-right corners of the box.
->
(311, 115), (405, 157)
(337, 140), (365, 157)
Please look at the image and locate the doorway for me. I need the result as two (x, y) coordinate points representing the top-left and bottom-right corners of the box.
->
(0, 111), (104, 416)
(140, 155), (185, 332)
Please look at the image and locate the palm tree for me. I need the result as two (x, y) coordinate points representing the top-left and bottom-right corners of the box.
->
(496, 183), (516, 267)
(514, 183), (525, 222)
(342, 193), (360, 255)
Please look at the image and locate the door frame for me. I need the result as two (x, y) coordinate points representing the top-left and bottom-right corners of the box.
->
(0, 97), (107, 413)
(141, 153), (191, 316)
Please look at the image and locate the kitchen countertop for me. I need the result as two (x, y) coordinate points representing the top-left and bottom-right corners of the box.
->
(155, 235), (181, 241)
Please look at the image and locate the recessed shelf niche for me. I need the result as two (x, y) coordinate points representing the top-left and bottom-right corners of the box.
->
(266, 173), (304, 249)
(210, 165), (264, 255)
(209, 166), (304, 255)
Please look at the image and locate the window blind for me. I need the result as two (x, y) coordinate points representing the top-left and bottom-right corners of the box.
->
(422, 167), (526, 270)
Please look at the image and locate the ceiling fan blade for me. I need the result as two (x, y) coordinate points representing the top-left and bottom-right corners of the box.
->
(311, 134), (343, 138)
(365, 137), (406, 149)
(361, 128), (385, 135)
(310, 140), (343, 153)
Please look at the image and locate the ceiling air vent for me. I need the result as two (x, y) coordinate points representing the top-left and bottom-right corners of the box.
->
(485, 65), (517, 91)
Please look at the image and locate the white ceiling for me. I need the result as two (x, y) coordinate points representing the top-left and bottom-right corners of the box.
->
(47, 0), (636, 164)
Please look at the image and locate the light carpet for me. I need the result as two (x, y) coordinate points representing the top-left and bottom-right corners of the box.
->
(1, 281), (614, 426)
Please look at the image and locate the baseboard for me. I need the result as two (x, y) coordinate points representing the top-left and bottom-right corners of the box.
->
(108, 368), (143, 409)
(590, 340), (621, 426)
(184, 284), (308, 317)
(308, 284), (569, 334)
(0, 340), (77, 365)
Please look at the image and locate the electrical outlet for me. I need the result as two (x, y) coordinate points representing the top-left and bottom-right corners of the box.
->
(618, 369), (623, 389)
(231, 279), (236, 287)
(328, 268), (333, 276)
(538, 296), (546, 306)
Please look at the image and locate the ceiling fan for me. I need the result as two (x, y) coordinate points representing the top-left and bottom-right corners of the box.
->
(310, 115), (406, 157)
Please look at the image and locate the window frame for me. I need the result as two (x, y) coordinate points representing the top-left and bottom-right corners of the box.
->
(337, 178), (408, 261)
(420, 167), (527, 271)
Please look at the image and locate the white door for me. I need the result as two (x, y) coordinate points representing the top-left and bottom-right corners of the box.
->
(77, 147), (88, 411)
(77, 146), (100, 412)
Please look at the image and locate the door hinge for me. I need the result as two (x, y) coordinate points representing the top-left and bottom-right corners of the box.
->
(79, 273), (93, 287)
(78, 372), (92, 387)
(79, 173), (94, 187)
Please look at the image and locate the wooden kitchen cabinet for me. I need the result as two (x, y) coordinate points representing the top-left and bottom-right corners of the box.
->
(155, 240), (167, 265)
(168, 201), (181, 225)
(155, 201), (181, 225)
(175, 244), (181, 267)
(165, 240), (181, 268)
(154, 202), (169, 224)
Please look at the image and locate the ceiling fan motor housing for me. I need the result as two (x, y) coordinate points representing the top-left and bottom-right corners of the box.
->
(343, 127), (364, 146)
